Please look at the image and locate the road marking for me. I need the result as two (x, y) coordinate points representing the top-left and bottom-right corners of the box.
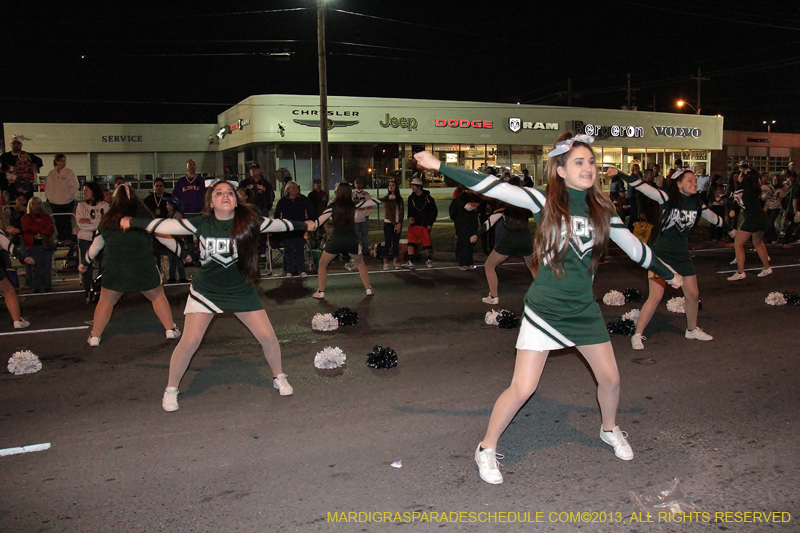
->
(0, 443), (51, 457)
(0, 326), (90, 337)
(716, 263), (800, 274)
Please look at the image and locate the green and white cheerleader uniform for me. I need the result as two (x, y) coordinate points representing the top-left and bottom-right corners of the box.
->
(439, 165), (676, 350)
(130, 215), (305, 313)
(312, 198), (380, 256)
(621, 172), (732, 276)
(481, 208), (534, 256)
(734, 185), (771, 234)
(81, 211), (181, 293)
(0, 229), (26, 283)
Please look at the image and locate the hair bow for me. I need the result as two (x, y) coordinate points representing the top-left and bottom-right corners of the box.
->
(670, 168), (690, 181)
(548, 134), (595, 157)
(113, 183), (131, 199)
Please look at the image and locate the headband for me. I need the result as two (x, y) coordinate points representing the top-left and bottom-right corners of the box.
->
(548, 134), (595, 157)
(670, 168), (693, 181)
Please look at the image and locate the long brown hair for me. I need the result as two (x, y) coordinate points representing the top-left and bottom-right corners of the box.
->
(332, 182), (356, 230)
(534, 132), (616, 278)
(204, 181), (263, 285)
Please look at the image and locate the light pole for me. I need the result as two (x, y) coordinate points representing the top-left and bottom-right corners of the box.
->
(317, 0), (329, 193)
(763, 120), (776, 134)
(676, 100), (700, 114)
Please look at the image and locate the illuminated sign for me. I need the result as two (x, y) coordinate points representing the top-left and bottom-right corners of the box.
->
(292, 109), (359, 117)
(653, 125), (702, 138)
(434, 119), (493, 129)
(379, 113), (418, 131)
(508, 118), (559, 133)
(570, 120), (644, 139)
(216, 118), (250, 139)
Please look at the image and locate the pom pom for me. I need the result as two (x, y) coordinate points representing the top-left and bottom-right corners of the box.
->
(485, 309), (502, 325)
(607, 318), (636, 336)
(602, 290), (625, 306)
(366, 345), (398, 369)
(666, 296), (685, 314)
(497, 310), (520, 329)
(311, 313), (339, 331)
(7, 350), (42, 375)
(621, 308), (640, 326)
(783, 291), (800, 306)
(314, 346), (346, 369)
(623, 287), (644, 303)
(333, 307), (359, 326)
(765, 292), (787, 306)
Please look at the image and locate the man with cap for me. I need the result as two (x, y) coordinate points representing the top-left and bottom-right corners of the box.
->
(171, 159), (206, 216)
(402, 176), (438, 269)
(1, 136), (44, 196)
(239, 163), (275, 216)
(352, 178), (373, 264)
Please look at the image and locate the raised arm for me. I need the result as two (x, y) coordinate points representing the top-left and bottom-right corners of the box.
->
(609, 169), (667, 204)
(609, 216), (682, 287)
(124, 217), (198, 236)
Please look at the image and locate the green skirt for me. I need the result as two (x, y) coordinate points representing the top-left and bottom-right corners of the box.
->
(494, 229), (533, 257)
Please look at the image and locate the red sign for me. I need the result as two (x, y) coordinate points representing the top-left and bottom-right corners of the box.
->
(435, 119), (493, 129)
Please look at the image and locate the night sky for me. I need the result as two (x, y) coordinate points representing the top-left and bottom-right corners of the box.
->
(2, 0), (799, 132)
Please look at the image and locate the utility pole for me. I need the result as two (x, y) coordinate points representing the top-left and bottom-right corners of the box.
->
(317, 0), (329, 192)
(691, 68), (709, 114)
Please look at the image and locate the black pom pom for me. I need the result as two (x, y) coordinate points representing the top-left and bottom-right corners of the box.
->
(783, 291), (800, 306)
(623, 287), (644, 303)
(333, 307), (359, 326)
(497, 310), (520, 329)
(607, 318), (636, 336)
(366, 345), (398, 369)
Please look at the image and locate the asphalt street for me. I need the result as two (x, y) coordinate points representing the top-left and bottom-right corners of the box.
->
(1, 245), (799, 532)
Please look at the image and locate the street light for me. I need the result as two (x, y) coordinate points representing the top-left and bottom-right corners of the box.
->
(763, 120), (776, 133)
(676, 100), (700, 114)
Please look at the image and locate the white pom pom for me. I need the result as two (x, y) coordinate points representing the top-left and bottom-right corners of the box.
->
(485, 309), (504, 325)
(621, 308), (640, 326)
(602, 290), (625, 306)
(311, 313), (339, 331)
(666, 296), (686, 314)
(7, 350), (42, 375)
(765, 292), (787, 306)
(314, 346), (347, 369)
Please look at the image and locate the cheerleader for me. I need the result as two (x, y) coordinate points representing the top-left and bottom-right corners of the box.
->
(308, 182), (379, 299)
(414, 133), (682, 485)
(608, 166), (735, 350)
(728, 169), (773, 281)
(0, 229), (35, 329)
(78, 185), (183, 346)
(479, 176), (538, 305)
(120, 180), (310, 411)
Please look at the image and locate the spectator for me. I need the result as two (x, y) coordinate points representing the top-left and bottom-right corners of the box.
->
(451, 189), (480, 270)
(652, 164), (664, 189)
(352, 178), (372, 264)
(21, 197), (55, 293)
(782, 173), (800, 244)
(308, 178), (328, 217)
(6, 195), (29, 290)
(696, 166), (711, 204)
(0, 136), (43, 197)
(521, 168), (533, 188)
(380, 180), (404, 270)
(237, 186), (261, 215)
(402, 176), (438, 269)
(273, 181), (315, 277)
(625, 164), (642, 230)
(172, 159), (206, 216)
(75, 182), (109, 302)
(45, 154), (80, 243)
(708, 175), (728, 240)
(637, 169), (660, 244)
(114, 176), (126, 188)
(143, 177), (172, 217)
(102, 188), (113, 204)
(11, 152), (37, 202)
(239, 163), (275, 216)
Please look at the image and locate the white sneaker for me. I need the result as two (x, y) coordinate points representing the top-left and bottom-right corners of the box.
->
(727, 271), (746, 281)
(474, 443), (504, 484)
(426, 259), (434, 268)
(285, 273), (293, 278)
(685, 327), (713, 341)
(13, 318), (30, 329)
(383, 263), (391, 271)
(299, 272), (308, 278)
(273, 373), (293, 396)
(757, 267), (773, 278)
(365, 287), (374, 296)
(631, 333), (645, 350)
(162, 387), (179, 412)
(312, 290), (325, 299)
(88, 336), (101, 347)
(401, 260), (415, 269)
(482, 295), (499, 305)
(345, 260), (356, 271)
(600, 426), (634, 460)
(166, 326), (181, 340)
(729, 257), (737, 265)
